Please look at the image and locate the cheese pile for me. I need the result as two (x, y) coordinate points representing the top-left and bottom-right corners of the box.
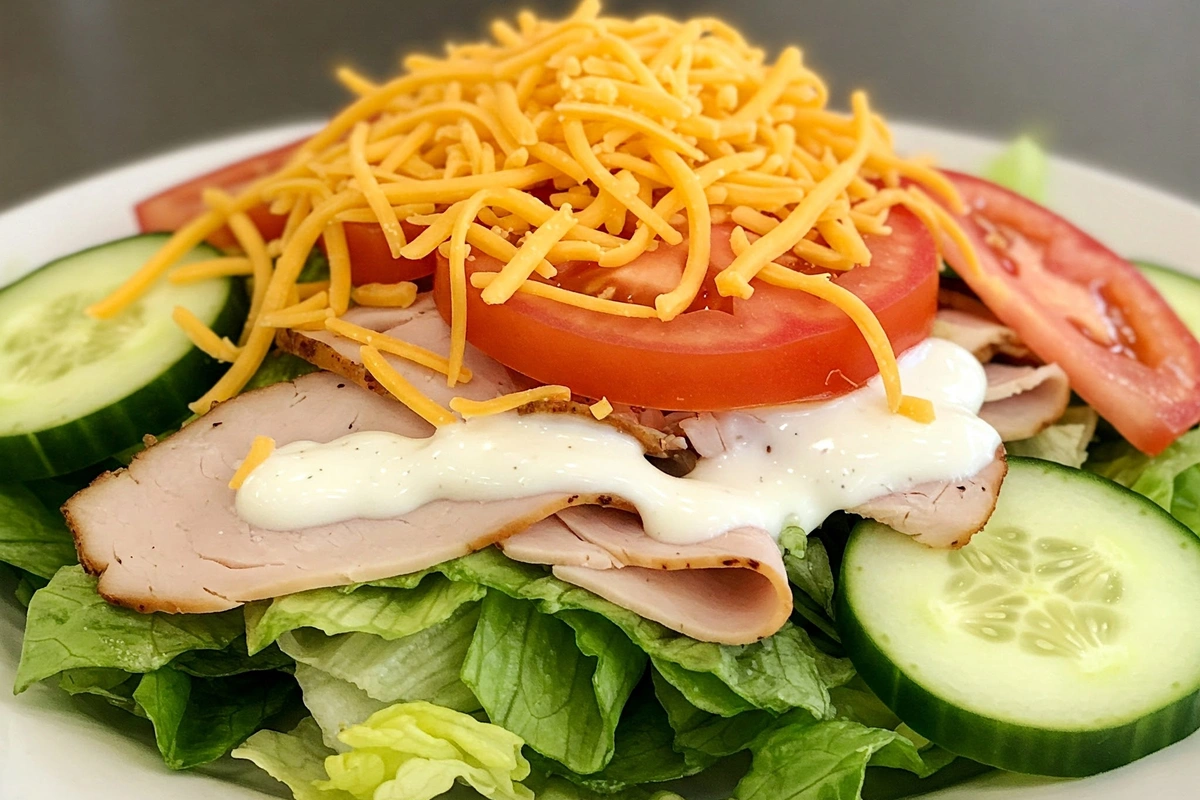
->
(89, 0), (978, 421)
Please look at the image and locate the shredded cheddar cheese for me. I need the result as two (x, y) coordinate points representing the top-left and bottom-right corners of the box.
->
(168, 257), (253, 284)
(91, 1), (980, 423)
(589, 397), (613, 420)
(450, 385), (572, 418)
(360, 345), (458, 426)
(228, 436), (276, 489)
(350, 281), (419, 308)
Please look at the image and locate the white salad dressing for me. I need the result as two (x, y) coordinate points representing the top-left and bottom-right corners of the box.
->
(236, 338), (1001, 544)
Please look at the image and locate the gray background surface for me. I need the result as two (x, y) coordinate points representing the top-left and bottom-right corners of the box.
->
(1, 0), (1197, 209)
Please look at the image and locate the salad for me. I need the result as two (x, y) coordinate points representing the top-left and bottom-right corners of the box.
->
(3, 3), (1200, 799)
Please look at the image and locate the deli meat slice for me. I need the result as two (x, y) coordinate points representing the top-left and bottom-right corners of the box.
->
(275, 296), (517, 407)
(851, 447), (1008, 549)
(499, 507), (792, 645)
(980, 362), (1070, 441)
(67, 373), (583, 614)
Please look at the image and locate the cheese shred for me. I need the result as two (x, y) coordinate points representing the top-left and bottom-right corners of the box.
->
(92, 2), (980, 422)
(450, 385), (572, 418)
(360, 345), (458, 426)
(228, 436), (276, 490)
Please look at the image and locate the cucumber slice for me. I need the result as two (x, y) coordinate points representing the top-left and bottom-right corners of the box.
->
(837, 457), (1200, 777)
(1136, 261), (1200, 339)
(0, 234), (246, 480)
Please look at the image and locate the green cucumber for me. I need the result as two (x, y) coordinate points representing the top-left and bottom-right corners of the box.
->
(1136, 261), (1200, 339)
(0, 234), (246, 480)
(837, 457), (1200, 777)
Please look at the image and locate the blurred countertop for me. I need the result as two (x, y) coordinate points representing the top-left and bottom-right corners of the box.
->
(1, 0), (1197, 208)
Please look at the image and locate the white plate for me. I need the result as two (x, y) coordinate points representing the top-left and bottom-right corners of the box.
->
(2, 122), (1199, 800)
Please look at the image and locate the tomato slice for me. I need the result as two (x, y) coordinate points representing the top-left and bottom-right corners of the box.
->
(327, 220), (437, 284)
(135, 140), (435, 283)
(433, 208), (937, 410)
(135, 140), (301, 250)
(937, 171), (1200, 455)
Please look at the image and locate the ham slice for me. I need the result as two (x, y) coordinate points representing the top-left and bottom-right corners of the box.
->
(980, 362), (1071, 441)
(500, 507), (791, 645)
(851, 447), (1007, 548)
(275, 296), (517, 407)
(67, 373), (591, 614)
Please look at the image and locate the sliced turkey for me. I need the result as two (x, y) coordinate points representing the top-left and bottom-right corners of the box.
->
(500, 506), (791, 644)
(275, 296), (516, 407)
(980, 363), (1071, 441)
(933, 309), (1031, 363)
(851, 447), (1008, 548)
(66, 373), (588, 614)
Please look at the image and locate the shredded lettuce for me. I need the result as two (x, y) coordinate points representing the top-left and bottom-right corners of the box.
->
(235, 703), (535, 800)
(982, 135), (1048, 202)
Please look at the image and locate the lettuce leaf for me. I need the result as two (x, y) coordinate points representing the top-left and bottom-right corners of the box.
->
(1088, 428), (1200, 536)
(235, 703), (536, 800)
(982, 135), (1048, 202)
(420, 549), (850, 719)
(246, 572), (484, 653)
(233, 718), (347, 800)
(278, 602), (482, 713)
(462, 591), (645, 775)
(530, 677), (710, 793)
(134, 665), (299, 770)
(651, 670), (773, 760)
(731, 718), (946, 800)
(1005, 407), (1098, 469)
(293, 663), (391, 751)
(15, 566), (244, 692)
(0, 483), (77, 579)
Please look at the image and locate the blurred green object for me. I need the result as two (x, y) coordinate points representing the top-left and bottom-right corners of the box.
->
(983, 136), (1048, 202)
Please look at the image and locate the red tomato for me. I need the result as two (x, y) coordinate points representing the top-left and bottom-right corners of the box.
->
(327, 220), (437, 284)
(937, 171), (1200, 455)
(135, 140), (435, 283)
(135, 140), (301, 249)
(433, 208), (938, 410)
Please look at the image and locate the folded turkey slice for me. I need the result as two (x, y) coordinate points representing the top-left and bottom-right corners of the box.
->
(66, 373), (584, 614)
(979, 362), (1071, 441)
(500, 507), (792, 644)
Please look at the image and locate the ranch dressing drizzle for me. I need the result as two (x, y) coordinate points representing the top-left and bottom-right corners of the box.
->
(236, 339), (1000, 545)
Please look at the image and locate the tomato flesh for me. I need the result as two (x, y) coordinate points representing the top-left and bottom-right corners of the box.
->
(135, 140), (434, 283)
(326, 220), (437, 284)
(937, 171), (1200, 455)
(434, 207), (937, 410)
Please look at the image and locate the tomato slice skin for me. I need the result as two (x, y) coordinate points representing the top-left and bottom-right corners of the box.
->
(433, 208), (937, 410)
(135, 140), (302, 250)
(135, 140), (434, 284)
(937, 171), (1200, 455)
